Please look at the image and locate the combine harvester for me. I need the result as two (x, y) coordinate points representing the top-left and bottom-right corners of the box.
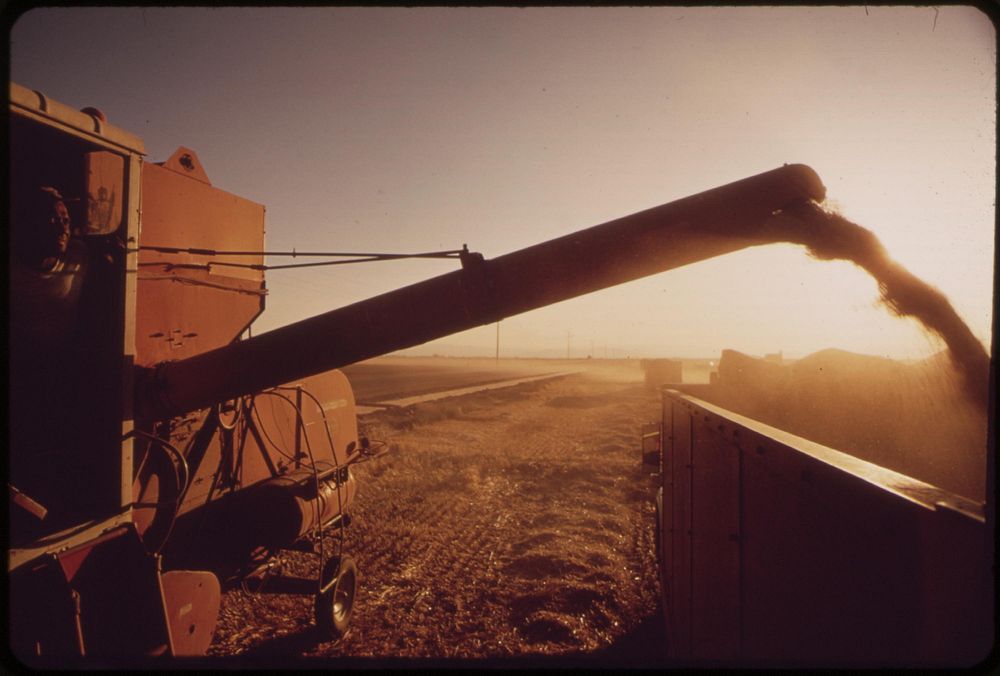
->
(7, 82), (992, 666)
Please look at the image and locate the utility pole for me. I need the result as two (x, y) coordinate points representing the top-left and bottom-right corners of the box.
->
(566, 331), (571, 359)
(495, 321), (500, 364)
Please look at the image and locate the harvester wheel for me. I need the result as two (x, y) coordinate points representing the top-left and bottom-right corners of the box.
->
(314, 555), (357, 640)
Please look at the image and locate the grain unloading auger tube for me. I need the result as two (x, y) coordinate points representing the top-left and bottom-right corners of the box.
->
(136, 163), (827, 421)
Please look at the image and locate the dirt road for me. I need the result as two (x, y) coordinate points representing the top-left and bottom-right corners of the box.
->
(208, 371), (666, 665)
(342, 356), (547, 403)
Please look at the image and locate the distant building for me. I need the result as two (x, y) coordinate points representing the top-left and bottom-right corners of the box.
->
(764, 351), (783, 365)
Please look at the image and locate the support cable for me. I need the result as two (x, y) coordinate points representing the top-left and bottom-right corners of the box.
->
(135, 244), (469, 272)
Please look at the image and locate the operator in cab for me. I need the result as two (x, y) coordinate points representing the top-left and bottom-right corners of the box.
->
(9, 185), (91, 532)
(10, 186), (89, 348)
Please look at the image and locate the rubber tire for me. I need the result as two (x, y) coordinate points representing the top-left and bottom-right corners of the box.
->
(314, 555), (358, 640)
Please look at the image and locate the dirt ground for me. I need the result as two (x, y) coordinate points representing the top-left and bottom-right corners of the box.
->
(207, 371), (666, 666)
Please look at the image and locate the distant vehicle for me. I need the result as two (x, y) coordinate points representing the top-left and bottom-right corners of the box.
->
(639, 358), (683, 388)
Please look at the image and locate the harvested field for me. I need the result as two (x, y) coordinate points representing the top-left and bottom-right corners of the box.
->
(207, 371), (666, 666)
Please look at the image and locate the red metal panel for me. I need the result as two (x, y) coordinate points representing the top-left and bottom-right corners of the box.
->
(157, 369), (360, 576)
(174, 368), (359, 520)
(157, 409), (217, 520)
(140, 151), (262, 282)
(160, 570), (220, 656)
(136, 156), (265, 366)
(134, 269), (265, 366)
(690, 414), (741, 660)
(245, 369), (359, 477)
(158, 146), (211, 185)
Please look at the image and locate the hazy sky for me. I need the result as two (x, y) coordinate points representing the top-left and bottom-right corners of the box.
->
(10, 6), (995, 359)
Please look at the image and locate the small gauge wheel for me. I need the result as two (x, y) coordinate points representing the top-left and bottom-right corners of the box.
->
(314, 555), (358, 640)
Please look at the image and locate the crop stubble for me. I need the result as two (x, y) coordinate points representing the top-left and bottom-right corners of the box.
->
(209, 372), (663, 660)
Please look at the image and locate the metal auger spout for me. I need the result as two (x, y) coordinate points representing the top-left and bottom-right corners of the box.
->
(135, 163), (826, 421)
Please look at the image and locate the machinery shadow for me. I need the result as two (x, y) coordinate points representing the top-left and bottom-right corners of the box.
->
(237, 626), (329, 658)
(586, 605), (669, 667)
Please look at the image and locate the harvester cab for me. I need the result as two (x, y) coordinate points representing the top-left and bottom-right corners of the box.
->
(9, 83), (363, 660)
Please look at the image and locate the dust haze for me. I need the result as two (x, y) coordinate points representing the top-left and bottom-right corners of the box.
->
(702, 348), (987, 500)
